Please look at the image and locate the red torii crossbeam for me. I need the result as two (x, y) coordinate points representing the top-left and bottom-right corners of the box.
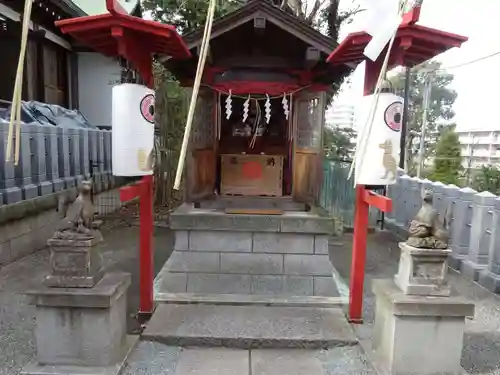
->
(56, 0), (190, 317)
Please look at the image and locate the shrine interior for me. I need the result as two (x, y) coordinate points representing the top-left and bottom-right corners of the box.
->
(216, 95), (292, 197)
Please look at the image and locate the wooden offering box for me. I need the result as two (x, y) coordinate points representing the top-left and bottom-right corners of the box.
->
(221, 154), (283, 197)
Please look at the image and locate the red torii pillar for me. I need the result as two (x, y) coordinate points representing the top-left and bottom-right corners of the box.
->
(119, 176), (154, 315)
(349, 58), (394, 324)
(55, 0), (191, 317)
(349, 186), (392, 323)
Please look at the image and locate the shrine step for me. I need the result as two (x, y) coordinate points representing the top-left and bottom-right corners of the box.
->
(142, 304), (357, 349)
(154, 292), (346, 308)
(197, 196), (307, 212)
(170, 204), (335, 235)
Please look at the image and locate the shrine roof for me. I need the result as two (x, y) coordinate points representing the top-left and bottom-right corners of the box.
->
(56, 14), (189, 59)
(182, 0), (337, 55)
(327, 23), (468, 68)
(56, 7), (190, 87)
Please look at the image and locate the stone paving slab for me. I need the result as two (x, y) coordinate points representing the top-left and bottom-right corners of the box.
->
(142, 304), (357, 349)
(122, 342), (377, 375)
(174, 348), (248, 375)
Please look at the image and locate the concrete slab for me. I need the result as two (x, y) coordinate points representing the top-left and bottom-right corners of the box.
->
(252, 349), (323, 375)
(122, 341), (181, 375)
(174, 348), (248, 375)
(142, 304), (357, 349)
(251, 347), (377, 375)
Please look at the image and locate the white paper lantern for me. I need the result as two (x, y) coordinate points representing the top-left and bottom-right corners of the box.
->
(112, 83), (155, 176)
(354, 93), (403, 185)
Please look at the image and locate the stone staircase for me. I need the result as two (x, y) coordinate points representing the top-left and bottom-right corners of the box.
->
(126, 203), (372, 374)
(155, 203), (343, 302)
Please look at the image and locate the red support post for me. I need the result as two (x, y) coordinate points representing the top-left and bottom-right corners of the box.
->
(119, 175), (154, 316)
(139, 175), (154, 315)
(349, 186), (393, 323)
(349, 185), (370, 323)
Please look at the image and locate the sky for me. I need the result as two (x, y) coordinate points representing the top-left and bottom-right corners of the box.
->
(335, 0), (500, 131)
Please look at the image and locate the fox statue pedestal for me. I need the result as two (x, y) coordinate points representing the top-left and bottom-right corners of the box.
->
(21, 181), (137, 375)
(370, 190), (475, 375)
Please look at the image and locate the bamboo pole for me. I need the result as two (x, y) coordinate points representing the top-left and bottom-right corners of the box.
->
(173, 0), (217, 190)
(6, 0), (33, 165)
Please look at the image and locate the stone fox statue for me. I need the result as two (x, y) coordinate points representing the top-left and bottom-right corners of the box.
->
(379, 140), (397, 181)
(406, 189), (449, 249)
(55, 180), (97, 239)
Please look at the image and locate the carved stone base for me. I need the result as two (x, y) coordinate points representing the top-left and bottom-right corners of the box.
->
(372, 279), (474, 375)
(394, 242), (452, 296)
(23, 273), (136, 375)
(44, 236), (104, 288)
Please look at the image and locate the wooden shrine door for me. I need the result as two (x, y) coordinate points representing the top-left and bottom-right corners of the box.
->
(186, 89), (216, 202)
(292, 91), (326, 205)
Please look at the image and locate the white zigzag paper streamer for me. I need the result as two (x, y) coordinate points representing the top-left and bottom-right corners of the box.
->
(225, 90), (232, 120)
(264, 94), (271, 124)
(282, 93), (289, 120)
(242, 96), (250, 122)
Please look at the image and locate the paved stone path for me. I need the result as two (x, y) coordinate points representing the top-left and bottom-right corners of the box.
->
(1, 227), (500, 374)
(122, 343), (377, 375)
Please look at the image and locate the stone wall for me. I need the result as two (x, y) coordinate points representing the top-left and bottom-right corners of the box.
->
(0, 122), (113, 205)
(0, 185), (125, 267)
(385, 169), (500, 293)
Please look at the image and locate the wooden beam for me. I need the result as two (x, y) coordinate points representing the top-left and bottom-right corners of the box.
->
(253, 16), (266, 37)
(215, 55), (302, 69)
(305, 47), (320, 70)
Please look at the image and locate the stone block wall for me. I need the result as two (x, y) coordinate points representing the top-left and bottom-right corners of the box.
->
(159, 229), (338, 297)
(0, 185), (125, 267)
(0, 122), (114, 205)
(385, 170), (500, 293)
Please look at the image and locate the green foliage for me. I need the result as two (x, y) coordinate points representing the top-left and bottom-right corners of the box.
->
(428, 128), (462, 185)
(153, 63), (189, 206)
(389, 61), (457, 172)
(142, 0), (243, 33)
(323, 126), (356, 161)
(472, 165), (500, 194)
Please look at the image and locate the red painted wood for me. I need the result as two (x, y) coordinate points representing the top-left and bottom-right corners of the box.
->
(55, 12), (190, 88)
(119, 184), (141, 202)
(204, 81), (329, 95)
(363, 190), (393, 213)
(119, 176), (154, 315)
(139, 175), (154, 314)
(401, 6), (422, 25)
(106, 0), (128, 15)
(326, 24), (467, 69)
(349, 185), (370, 323)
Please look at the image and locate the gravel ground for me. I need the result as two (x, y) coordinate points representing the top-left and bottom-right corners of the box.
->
(330, 231), (500, 375)
(0, 224), (173, 375)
